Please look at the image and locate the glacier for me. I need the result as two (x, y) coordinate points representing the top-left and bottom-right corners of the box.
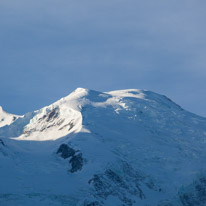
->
(0, 88), (206, 206)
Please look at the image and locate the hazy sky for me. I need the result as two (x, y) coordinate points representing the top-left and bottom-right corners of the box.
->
(0, 0), (206, 116)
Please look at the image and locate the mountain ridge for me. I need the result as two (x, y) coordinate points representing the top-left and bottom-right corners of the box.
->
(0, 105), (20, 128)
(0, 88), (206, 206)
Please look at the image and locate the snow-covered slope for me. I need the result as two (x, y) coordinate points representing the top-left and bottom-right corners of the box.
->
(0, 88), (206, 206)
(0, 106), (20, 127)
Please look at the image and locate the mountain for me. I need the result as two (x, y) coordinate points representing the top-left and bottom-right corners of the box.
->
(0, 88), (206, 206)
(0, 106), (20, 127)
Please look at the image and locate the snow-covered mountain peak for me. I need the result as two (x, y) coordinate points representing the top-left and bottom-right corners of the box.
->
(0, 106), (20, 128)
(12, 88), (109, 141)
(2, 88), (191, 142)
(0, 88), (197, 143)
(107, 88), (146, 99)
(53, 88), (147, 109)
(1, 89), (206, 206)
(64, 87), (89, 101)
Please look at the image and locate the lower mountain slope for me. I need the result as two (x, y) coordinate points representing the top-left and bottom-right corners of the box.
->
(0, 88), (206, 206)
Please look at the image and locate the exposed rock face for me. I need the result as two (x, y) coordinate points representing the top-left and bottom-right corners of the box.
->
(23, 107), (61, 136)
(69, 153), (84, 173)
(87, 162), (161, 206)
(179, 176), (206, 206)
(56, 144), (75, 159)
(57, 144), (84, 173)
(46, 107), (59, 122)
(154, 175), (206, 206)
(0, 139), (5, 146)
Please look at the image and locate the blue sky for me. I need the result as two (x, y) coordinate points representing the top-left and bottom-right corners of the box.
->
(0, 0), (206, 116)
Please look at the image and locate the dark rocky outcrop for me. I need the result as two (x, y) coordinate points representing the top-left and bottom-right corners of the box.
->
(58, 120), (74, 131)
(69, 153), (84, 173)
(87, 162), (161, 206)
(57, 143), (84, 173)
(46, 107), (59, 122)
(179, 176), (206, 206)
(57, 144), (76, 159)
(0, 139), (5, 146)
(105, 169), (123, 184)
(12, 116), (17, 121)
